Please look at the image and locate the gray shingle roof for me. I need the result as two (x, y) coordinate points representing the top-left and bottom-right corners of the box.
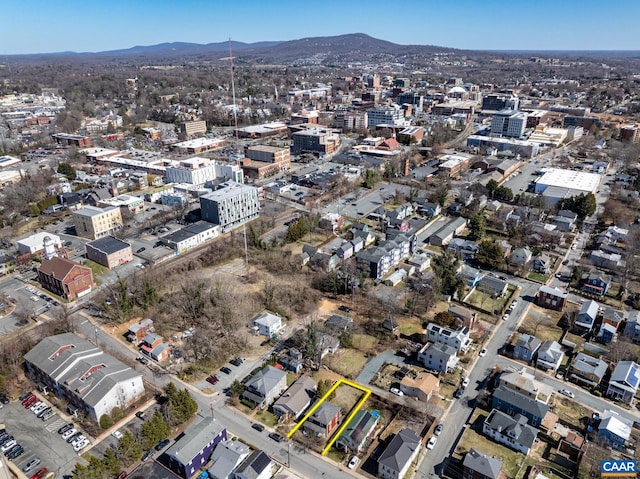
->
(493, 385), (549, 419)
(166, 417), (225, 465)
(23, 332), (142, 410)
(463, 448), (503, 479)
(244, 365), (286, 397)
(378, 428), (420, 474)
(484, 409), (538, 449)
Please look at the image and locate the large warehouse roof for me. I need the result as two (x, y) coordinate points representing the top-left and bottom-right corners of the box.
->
(535, 168), (601, 194)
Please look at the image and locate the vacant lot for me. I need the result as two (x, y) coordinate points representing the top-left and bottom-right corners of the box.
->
(552, 395), (592, 425)
(324, 349), (368, 379)
(519, 306), (564, 343)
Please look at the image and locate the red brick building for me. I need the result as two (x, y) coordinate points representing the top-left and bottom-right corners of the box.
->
(37, 257), (95, 300)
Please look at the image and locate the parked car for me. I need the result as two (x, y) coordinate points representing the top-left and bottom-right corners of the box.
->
(390, 387), (404, 397)
(7, 445), (24, 460)
(19, 392), (33, 402)
(154, 439), (171, 451)
(1, 440), (17, 453)
(206, 375), (219, 385)
(73, 439), (90, 452)
(338, 305), (352, 313)
(62, 428), (77, 440)
(230, 358), (242, 367)
(559, 388), (575, 399)
(136, 411), (147, 420)
(427, 436), (437, 450)
(41, 409), (56, 421)
(22, 458), (41, 473)
(220, 366), (232, 375)
(347, 456), (360, 469)
(462, 377), (470, 389)
(502, 313), (509, 321)
(479, 348), (487, 357)
(434, 424), (444, 436)
(141, 449), (156, 462)
(136, 247), (146, 253)
(0, 396), (8, 405)
(268, 432), (285, 443)
(251, 423), (265, 432)
(111, 430), (123, 439)
(454, 389), (463, 399)
(30, 468), (48, 479)
(58, 423), (74, 434)
(36, 407), (52, 419)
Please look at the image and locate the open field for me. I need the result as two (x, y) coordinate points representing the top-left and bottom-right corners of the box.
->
(324, 349), (369, 379)
(519, 306), (564, 343)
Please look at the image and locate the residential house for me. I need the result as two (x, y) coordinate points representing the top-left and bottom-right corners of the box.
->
(537, 286), (568, 311)
(400, 372), (439, 401)
(23, 332), (145, 422)
(335, 409), (380, 453)
(448, 304), (477, 329)
(448, 238), (479, 260)
(590, 250), (622, 269)
(597, 323), (617, 345)
(459, 265), (484, 287)
(485, 200), (503, 213)
(575, 300), (599, 332)
(492, 385), (550, 427)
(325, 314), (352, 333)
(303, 401), (342, 437)
(624, 311), (640, 343)
(477, 276), (508, 298)
(426, 323), (472, 352)
(273, 375), (317, 419)
(462, 448), (504, 479)
(419, 202), (441, 218)
(483, 409), (539, 455)
(497, 369), (546, 401)
(310, 252), (341, 272)
(596, 226), (628, 245)
(406, 253), (431, 273)
(207, 440), (250, 479)
(582, 271), (611, 296)
(602, 307), (624, 330)
(126, 318), (154, 345)
(417, 342), (459, 373)
(514, 334), (541, 363)
(37, 257), (95, 300)
(606, 361), (640, 404)
(598, 410), (633, 449)
(336, 241), (354, 259)
(558, 431), (584, 462)
(242, 366), (287, 408)
(316, 333), (340, 359)
(377, 428), (421, 479)
(252, 312), (283, 338)
(509, 247), (532, 266)
(569, 352), (608, 387)
(536, 341), (564, 373)
(232, 450), (276, 479)
(278, 348), (303, 373)
(552, 210), (578, 231)
(166, 417), (227, 479)
(533, 255), (551, 274)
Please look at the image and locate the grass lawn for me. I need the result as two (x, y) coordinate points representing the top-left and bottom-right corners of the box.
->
(454, 424), (522, 477)
(255, 410), (278, 427)
(287, 372), (297, 387)
(464, 290), (503, 314)
(397, 316), (423, 336)
(332, 384), (365, 411)
(326, 448), (347, 464)
(83, 259), (108, 283)
(352, 334), (378, 353)
(324, 349), (368, 379)
(519, 307), (564, 343)
(552, 395), (592, 424)
(528, 272), (550, 283)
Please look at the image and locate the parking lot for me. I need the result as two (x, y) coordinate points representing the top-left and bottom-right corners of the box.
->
(0, 394), (87, 476)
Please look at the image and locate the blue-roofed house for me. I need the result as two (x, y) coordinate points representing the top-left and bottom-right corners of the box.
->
(606, 361), (640, 404)
(598, 410), (633, 449)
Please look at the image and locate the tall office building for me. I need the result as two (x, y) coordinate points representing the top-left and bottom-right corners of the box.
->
(482, 94), (520, 112)
(200, 182), (260, 232)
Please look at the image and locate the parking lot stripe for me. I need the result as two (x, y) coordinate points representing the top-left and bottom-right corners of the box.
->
(47, 418), (64, 432)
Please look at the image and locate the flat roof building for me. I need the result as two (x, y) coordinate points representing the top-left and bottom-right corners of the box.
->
(17, 232), (63, 255)
(200, 182), (260, 232)
(86, 236), (133, 269)
(534, 168), (601, 195)
(72, 205), (123, 240)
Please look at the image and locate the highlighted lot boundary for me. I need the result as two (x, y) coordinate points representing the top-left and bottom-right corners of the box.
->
(286, 378), (371, 456)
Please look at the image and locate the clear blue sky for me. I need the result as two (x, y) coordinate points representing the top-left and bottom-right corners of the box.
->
(2, 0), (639, 55)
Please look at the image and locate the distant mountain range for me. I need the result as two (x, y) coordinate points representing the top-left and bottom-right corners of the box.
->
(8, 33), (459, 64)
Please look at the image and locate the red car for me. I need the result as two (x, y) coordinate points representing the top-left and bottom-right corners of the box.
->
(206, 375), (219, 385)
(30, 468), (48, 479)
(21, 394), (35, 407)
(23, 396), (38, 408)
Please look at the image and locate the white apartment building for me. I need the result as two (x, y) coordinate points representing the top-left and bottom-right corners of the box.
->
(200, 182), (260, 232)
(366, 105), (406, 127)
(490, 109), (528, 138)
(165, 157), (244, 187)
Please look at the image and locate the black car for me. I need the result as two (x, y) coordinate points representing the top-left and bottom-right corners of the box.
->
(136, 247), (146, 253)
(338, 305), (352, 313)
(136, 411), (147, 420)
(251, 423), (265, 432)
(454, 388), (463, 399)
(18, 392), (32, 401)
(7, 445), (23, 460)
(0, 436), (14, 447)
(4, 443), (20, 457)
(154, 439), (171, 451)
(268, 432), (285, 443)
(0, 396), (8, 405)
(58, 423), (74, 434)
(229, 358), (241, 367)
(220, 366), (232, 375)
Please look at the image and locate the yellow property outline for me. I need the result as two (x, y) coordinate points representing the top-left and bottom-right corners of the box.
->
(286, 378), (371, 455)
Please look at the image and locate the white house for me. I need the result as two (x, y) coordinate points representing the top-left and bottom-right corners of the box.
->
(252, 312), (283, 337)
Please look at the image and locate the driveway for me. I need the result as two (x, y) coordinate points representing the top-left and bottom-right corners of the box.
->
(356, 350), (407, 385)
